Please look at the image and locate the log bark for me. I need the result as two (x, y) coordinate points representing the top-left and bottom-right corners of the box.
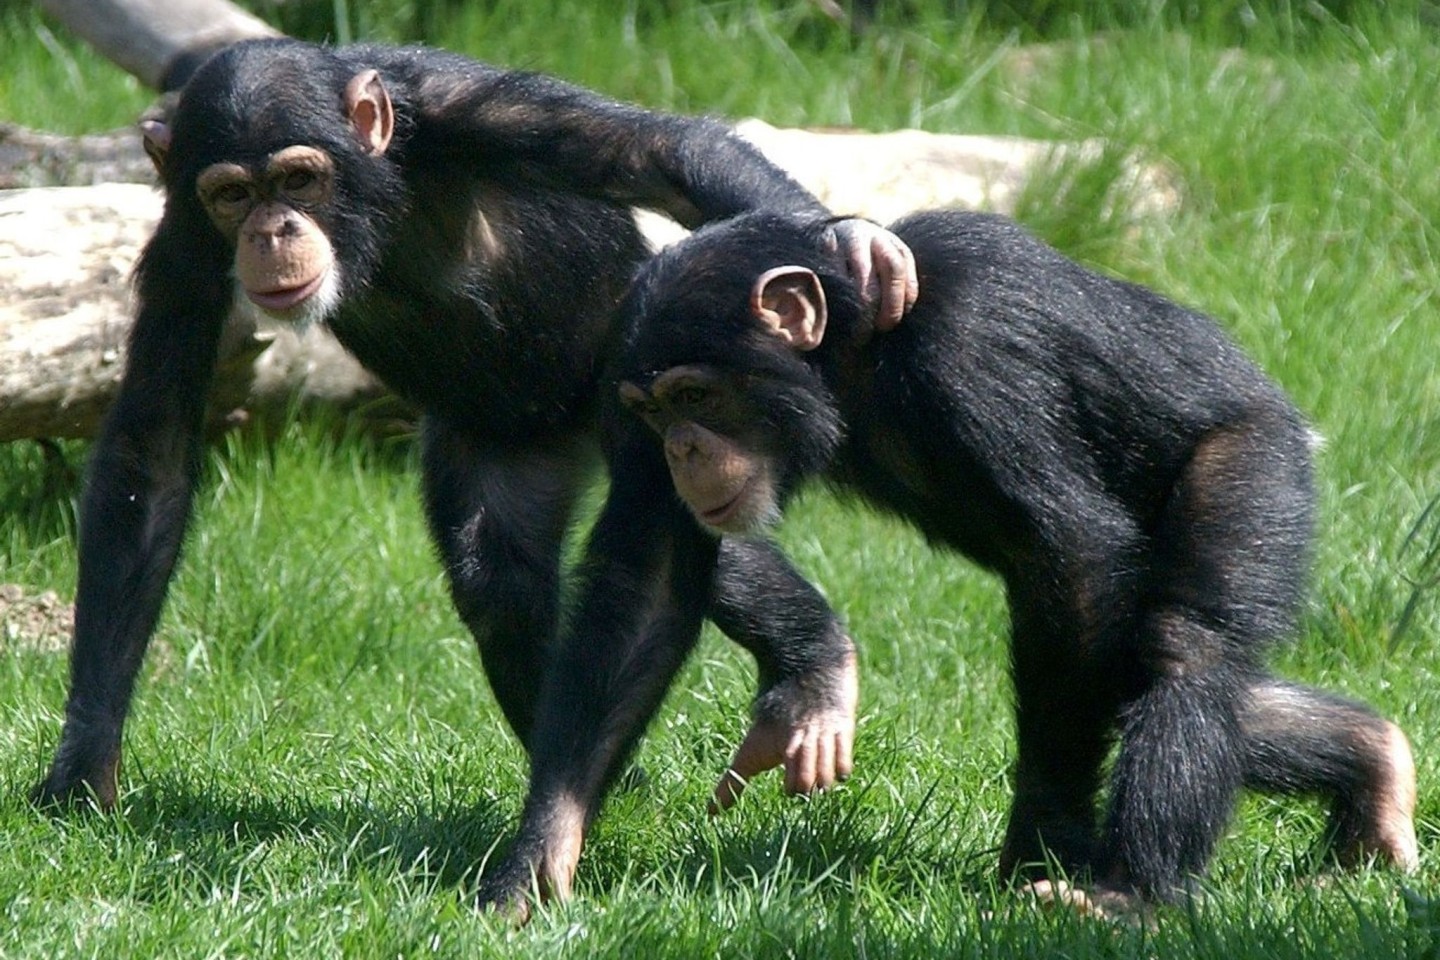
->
(37, 0), (277, 91)
(0, 124), (153, 190)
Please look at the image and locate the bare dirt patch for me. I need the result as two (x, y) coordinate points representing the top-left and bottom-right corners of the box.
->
(0, 583), (73, 654)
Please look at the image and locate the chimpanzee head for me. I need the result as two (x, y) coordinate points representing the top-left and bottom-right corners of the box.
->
(615, 212), (856, 535)
(140, 39), (407, 328)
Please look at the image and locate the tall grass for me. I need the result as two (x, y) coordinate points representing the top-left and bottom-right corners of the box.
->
(0, 2), (1436, 956)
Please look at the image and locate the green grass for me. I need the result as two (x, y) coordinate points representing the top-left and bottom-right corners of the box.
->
(2, 1), (1439, 956)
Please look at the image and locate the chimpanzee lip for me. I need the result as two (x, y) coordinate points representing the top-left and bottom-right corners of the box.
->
(699, 482), (748, 527)
(247, 273), (326, 312)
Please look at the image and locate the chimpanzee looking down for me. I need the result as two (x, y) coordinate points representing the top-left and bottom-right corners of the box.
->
(478, 208), (1418, 915)
(31, 38), (919, 814)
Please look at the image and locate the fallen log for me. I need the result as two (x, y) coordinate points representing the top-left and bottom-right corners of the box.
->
(37, 0), (277, 91)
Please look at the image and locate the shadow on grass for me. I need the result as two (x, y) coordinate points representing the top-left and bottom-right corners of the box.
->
(44, 759), (998, 911)
(11, 762), (1429, 960)
(583, 740), (1006, 910)
(101, 776), (517, 903)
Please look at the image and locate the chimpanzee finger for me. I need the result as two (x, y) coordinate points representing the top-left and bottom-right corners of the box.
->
(874, 231), (920, 329)
(828, 219), (918, 332)
(835, 724), (855, 783)
(831, 223), (879, 310)
(861, 229), (918, 332)
(784, 726), (820, 796)
(709, 722), (786, 814)
(814, 728), (837, 793)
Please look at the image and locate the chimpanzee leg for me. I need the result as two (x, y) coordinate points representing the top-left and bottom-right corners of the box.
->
(1241, 677), (1418, 871)
(476, 436), (721, 917)
(1100, 630), (1249, 901)
(419, 417), (594, 750)
(707, 538), (858, 809)
(1100, 411), (1316, 901)
(1000, 596), (1117, 883)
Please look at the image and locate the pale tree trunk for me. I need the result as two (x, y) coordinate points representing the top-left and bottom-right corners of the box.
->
(37, 0), (277, 90)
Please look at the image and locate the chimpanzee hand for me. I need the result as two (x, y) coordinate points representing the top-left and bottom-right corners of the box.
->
(710, 641), (858, 813)
(474, 792), (587, 924)
(828, 220), (919, 331)
(473, 857), (538, 925)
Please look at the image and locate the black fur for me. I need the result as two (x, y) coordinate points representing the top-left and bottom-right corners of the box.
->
(492, 208), (1409, 906)
(34, 39), (854, 812)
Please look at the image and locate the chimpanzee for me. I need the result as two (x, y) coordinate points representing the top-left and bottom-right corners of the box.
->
(31, 38), (919, 815)
(479, 208), (1418, 915)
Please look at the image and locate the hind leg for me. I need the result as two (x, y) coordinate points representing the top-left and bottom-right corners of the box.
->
(1000, 600), (1118, 886)
(1099, 628), (1249, 902)
(1242, 677), (1418, 871)
(420, 419), (594, 749)
(1100, 409), (1319, 902)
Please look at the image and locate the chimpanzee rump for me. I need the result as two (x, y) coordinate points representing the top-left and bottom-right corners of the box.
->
(482, 208), (1417, 912)
(33, 38), (917, 817)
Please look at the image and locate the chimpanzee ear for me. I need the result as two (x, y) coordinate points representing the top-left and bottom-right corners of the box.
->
(139, 119), (172, 176)
(344, 69), (395, 155)
(751, 266), (827, 351)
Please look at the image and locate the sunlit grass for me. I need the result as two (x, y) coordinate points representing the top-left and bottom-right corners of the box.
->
(1, 2), (1437, 956)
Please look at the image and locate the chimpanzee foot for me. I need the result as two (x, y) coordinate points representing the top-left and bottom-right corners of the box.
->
(1020, 879), (1150, 922)
(710, 641), (858, 813)
(474, 793), (586, 925)
(31, 733), (120, 812)
(1335, 720), (1419, 872)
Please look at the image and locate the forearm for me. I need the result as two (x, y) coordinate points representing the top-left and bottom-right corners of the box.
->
(421, 68), (826, 228)
(528, 500), (717, 803)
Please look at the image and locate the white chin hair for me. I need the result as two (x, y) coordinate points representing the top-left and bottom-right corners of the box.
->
(235, 267), (343, 332)
(740, 497), (784, 537)
(699, 492), (782, 539)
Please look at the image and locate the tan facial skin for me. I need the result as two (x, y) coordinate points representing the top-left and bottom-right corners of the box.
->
(196, 145), (338, 313)
(620, 366), (781, 535)
(619, 266), (827, 536)
(143, 70), (395, 324)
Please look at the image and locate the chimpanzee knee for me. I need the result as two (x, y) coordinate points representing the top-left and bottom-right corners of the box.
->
(1242, 678), (1419, 871)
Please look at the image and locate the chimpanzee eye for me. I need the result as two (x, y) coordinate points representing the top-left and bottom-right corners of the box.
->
(671, 386), (708, 408)
(207, 182), (255, 215)
(280, 168), (330, 203)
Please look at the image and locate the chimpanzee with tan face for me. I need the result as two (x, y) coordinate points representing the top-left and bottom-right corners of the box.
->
(481, 208), (1418, 915)
(31, 39), (919, 820)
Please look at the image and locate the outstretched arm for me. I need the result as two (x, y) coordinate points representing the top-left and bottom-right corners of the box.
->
(406, 57), (917, 326)
(476, 427), (719, 919)
(34, 219), (229, 809)
(707, 538), (858, 813)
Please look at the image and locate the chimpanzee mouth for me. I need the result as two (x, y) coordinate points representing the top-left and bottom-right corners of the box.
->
(698, 482), (750, 529)
(247, 273), (328, 313)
